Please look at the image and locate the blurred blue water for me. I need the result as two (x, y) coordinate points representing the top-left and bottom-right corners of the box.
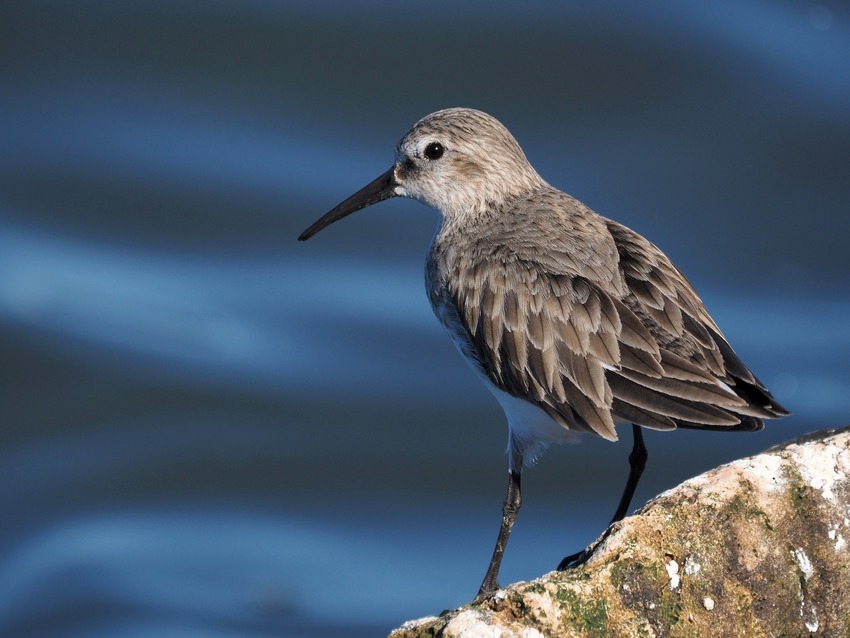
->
(2, 1), (849, 636)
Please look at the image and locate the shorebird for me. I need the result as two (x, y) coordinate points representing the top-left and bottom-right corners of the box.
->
(298, 108), (789, 602)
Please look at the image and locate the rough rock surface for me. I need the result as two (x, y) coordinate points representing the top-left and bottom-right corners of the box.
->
(390, 426), (850, 638)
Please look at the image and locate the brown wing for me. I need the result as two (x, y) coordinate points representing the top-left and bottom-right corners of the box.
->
(452, 256), (631, 441)
(445, 219), (788, 442)
(604, 219), (788, 425)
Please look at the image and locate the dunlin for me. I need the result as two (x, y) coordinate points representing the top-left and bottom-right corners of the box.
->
(298, 108), (788, 601)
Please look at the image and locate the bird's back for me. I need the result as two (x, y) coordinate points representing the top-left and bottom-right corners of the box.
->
(426, 185), (789, 444)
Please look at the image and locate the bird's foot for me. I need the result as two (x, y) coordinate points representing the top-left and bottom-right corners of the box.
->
(471, 581), (501, 605)
(557, 548), (591, 571)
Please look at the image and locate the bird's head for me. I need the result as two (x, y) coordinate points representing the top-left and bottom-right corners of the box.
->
(298, 108), (543, 241)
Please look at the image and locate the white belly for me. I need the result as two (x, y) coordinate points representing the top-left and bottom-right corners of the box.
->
(487, 384), (584, 471)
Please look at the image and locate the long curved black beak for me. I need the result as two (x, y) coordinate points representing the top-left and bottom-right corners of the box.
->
(298, 167), (398, 241)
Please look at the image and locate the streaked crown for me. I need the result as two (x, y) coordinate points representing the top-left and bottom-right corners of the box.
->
(393, 108), (545, 218)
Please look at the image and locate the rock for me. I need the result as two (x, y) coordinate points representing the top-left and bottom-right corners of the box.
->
(390, 426), (850, 638)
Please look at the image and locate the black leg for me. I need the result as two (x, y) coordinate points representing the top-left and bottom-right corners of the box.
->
(610, 424), (647, 524)
(557, 424), (647, 570)
(474, 470), (522, 603)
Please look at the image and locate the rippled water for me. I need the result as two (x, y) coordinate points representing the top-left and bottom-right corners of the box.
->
(2, 1), (849, 636)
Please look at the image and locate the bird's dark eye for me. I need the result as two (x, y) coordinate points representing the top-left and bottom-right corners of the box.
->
(423, 142), (444, 160)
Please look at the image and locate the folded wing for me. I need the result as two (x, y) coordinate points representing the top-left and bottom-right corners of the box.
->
(447, 218), (788, 442)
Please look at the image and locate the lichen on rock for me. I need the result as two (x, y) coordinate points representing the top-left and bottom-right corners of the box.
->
(390, 426), (850, 638)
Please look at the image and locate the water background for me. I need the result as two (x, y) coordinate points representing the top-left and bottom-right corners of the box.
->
(2, 1), (849, 636)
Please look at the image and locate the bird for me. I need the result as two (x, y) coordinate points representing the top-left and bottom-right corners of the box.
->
(298, 107), (789, 602)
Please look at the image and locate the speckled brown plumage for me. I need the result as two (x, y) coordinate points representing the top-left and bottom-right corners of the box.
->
(299, 107), (789, 602)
